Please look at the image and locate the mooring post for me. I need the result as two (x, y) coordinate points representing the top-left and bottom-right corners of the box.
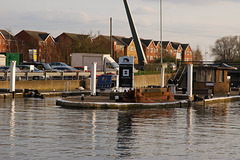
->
(91, 62), (97, 96)
(10, 61), (16, 99)
(187, 64), (193, 104)
(161, 63), (167, 88)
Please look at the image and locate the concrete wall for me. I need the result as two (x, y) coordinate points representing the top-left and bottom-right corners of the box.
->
(0, 74), (173, 92)
(0, 80), (81, 92)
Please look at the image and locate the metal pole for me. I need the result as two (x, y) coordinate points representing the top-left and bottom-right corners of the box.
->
(110, 17), (113, 58)
(160, 0), (163, 64)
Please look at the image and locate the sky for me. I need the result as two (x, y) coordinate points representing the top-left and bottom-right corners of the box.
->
(2, 0), (240, 61)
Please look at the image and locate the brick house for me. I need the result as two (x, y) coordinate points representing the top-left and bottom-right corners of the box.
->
(0, 30), (18, 53)
(94, 35), (137, 63)
(56, 32), (91, 65)
(141, 39), (156, 63)
(171, 42), (183, 60)
(15, 30), (56, 63)
(154, 41), (161, 60)
(94, 35), (126, 62)
(181, 44), (193, 63)
(121, 37), (139, 64)
(162, 41), (174, 57)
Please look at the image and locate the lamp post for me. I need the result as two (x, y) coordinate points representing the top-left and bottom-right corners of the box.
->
(160, 0), (163, 64)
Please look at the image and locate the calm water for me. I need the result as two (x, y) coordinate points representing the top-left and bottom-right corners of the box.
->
(0, 97), (240, 160)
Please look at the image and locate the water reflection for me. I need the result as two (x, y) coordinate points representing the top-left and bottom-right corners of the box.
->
(9, 99), (16, 142)
(186, 107), (194, 154)
(9, 99), (16, 157)
(0, 98), (240, 159)
(194, 102), (229, 123)
(116, 111), (134, 159)
(91, 110), (96, 154)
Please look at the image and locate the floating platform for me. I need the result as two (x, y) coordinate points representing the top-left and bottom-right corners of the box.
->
(56, 95), (240, 109)
(56, 96), (189, 109)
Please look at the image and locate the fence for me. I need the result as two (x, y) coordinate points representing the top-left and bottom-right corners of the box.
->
(0, 71), (94, 81)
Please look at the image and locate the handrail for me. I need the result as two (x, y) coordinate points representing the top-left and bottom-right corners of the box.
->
(177, 66), (186, 82)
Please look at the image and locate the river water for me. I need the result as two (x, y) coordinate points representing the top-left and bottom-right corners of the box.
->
(0, 97), (240, 160)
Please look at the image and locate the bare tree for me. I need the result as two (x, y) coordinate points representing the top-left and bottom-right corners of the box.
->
(211, 36), (240, 62)
(193, 46), (203, 62)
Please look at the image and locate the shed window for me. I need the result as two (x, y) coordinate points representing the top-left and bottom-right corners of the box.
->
(196, 68), (215, 82)
(206, 70), (214, 82)
(219, 70), (224, 82)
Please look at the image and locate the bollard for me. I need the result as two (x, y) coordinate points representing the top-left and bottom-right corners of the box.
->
(91, 62), (97, 96)
(187, 64), (193, 102)
(10, 61), (16, 98)
(160, 63), (167, 88)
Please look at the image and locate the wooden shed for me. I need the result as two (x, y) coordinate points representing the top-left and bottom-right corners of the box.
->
(193, 63), (237, 96)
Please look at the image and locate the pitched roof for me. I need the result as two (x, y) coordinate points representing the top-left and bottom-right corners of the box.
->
(181, 44), (189, 50)
(121, 37), (133, 46)
(96, 35), (128, 46)
(162, 41), (170, 49)
(171, 42), (182, 50)
(112, 36), (127, 46)
(63, 32), (90, 40)
(154, 41), (160, 46)
(141, 39), (153, 47)
(23, 30), (52, 42)
(0, 30), (15, 40)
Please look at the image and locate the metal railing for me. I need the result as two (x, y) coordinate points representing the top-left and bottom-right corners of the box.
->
(0, 71), (96, 81)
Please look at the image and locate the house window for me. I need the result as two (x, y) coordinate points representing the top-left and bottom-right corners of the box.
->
(0, 39), (1, 44)
(150, 56), (153, 60)
(156, 49), (158, 54)
(3, 49), (5, 52)
(147, 48), (149, 52)
(187, 51), (189, 55)
(219, 70), (224, 82)
(3, 40), (5, 44)
(131, 46), (134, 51)
(147, 56), (149, 60)
(151, 48), (153, 53)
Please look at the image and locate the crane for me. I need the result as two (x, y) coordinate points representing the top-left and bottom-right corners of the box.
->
(123, 0), (148, 66)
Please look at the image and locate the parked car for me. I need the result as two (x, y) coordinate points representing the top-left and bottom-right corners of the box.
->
(17, 65), (44, 80)
(21, 62), (54, 71)
(0, 66), (21, 72)
(49, 62), (69, 67)
(73, 66), (84, 71)
(52, 66), (79, 72)
(17, 65), (42, 72)
(0, 66), (22, 80)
